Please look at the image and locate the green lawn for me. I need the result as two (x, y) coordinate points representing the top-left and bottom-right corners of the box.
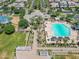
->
(54, 55), (79, 59)
(0, 32), (26, 59)
(54, 55), (65, 59)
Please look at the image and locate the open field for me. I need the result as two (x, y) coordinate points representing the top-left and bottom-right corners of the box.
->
(0, 32), (26, 59)
(54, 54), (79, 59)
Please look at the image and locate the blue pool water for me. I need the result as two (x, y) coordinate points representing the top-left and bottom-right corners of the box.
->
(0, 16), (10, 24)
(51, 23), (70, 37)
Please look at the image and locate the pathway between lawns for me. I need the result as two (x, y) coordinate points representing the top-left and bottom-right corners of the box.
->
(32, 30), (38, 55)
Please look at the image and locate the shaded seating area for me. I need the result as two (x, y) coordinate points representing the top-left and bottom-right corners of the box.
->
(50, 36), (70, 41)
(74, 14), (79, 20)
(48, 36), (70, 44)
(72, 24), (79, 30)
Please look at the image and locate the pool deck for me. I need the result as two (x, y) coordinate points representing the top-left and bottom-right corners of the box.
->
(45, 21), (53, 39)
(45, 21), (77, 44)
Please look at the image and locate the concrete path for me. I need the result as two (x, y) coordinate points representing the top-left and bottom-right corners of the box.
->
(32, 30), (38, 55)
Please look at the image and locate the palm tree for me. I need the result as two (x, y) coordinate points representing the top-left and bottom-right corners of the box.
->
(31, 16), (43, 30)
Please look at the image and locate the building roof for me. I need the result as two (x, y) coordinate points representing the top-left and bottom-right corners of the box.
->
(16, 0), (27, 2)
(62, 10), (73, 14)
(8, 2), (24, 8)
(16, 50), (51, 59)
(59, 1), (68, 7)
(74, 14), (79, 20)
(74, 24), (79, 30)
(54, 0), (61, 2)
(68, 1), (76, 7)
(0, 0), (6, 2)
(16, 46), (32, 51)
(75, 3), (79, 7)
(39, 51), (49, 56)
(50, 2), (59, 7)
(29, 10), (50, 19)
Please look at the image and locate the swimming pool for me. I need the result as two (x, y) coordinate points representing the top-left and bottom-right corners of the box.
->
(51, 23), (70, 37)
(0, 16), (10, 24)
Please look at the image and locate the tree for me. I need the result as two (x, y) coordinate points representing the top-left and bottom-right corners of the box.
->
(0, 28), (3, 34)
(51, 11), (60, 18)
(19, 8), (25, 18)
(31, 20), (38, 29)
(14, 8), (25, 18)
(65, 14), (73, 22)
(47, 9), (52, 14)
(14, 8), (20, 14)
(19, 19), (29, 29)
(10, 6), (16, 13)
(28, 9), (33, 14)
(51, 13), (57, 18)
(4, 24), (15, 34)
(31, 17), (42, 30)
(60, 16), (65, 21)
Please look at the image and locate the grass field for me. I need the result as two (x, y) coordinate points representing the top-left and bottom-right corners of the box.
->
(0, 32), (26, 59)
(54, 55), (79, 59)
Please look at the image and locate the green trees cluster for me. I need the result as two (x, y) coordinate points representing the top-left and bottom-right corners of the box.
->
(0, 24), (15, 34)
(0, 18), (29, 34)
(13, 7), (25, 18)
(19, 19), (29, 29)
(1, 6), (25, 18)
(31, 17), (42, 30)
(7, 0), (16, 3)
(47, 8), (60, 18)
(2, 5), (11, 14)
(75, 7), (79, 13)
(4, 24), (15, 34)
(51, 11), (60, 18)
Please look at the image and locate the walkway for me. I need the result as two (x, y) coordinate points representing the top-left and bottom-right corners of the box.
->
(24, 30), (38, 55)
(32, 30), (38, 52)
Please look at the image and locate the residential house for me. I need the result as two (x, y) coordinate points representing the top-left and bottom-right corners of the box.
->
(72, 24), (79, 30)
(72, 0), (79, 2)
(0, 0), (6, 2)
(68, 1), (76, 7)
(50, 2), (59, 7)
(59, 1), (68, 7)
(8, 0), (28, 8)
(74, 14), (79, 20)
(8, 2), (25, 8)
(75, 2), (79, 7)
(16, 0), (27, 2)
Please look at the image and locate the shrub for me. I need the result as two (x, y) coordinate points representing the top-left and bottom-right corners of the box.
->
(4, 24), (15, 34)
(0, 28), (3, 34)
(19, 19), (29, 29)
